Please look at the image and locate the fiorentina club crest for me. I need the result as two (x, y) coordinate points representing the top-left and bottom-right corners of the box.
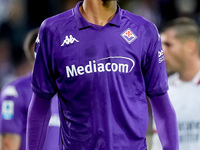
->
(121, 28), (137, 44)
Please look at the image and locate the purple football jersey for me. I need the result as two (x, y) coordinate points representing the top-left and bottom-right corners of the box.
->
(0, 74), (60, 150)
(32, 2), (168, 150)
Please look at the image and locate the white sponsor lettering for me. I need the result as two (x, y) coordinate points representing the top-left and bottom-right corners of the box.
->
(158, 50), (164, 57)
(158, 50), (164, 63)
(66, 56), (135, 78)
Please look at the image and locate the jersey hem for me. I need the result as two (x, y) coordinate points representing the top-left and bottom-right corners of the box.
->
(147, 83), (169, 98)
(0, 130), (21, 136)
(31, 84), (56, 99)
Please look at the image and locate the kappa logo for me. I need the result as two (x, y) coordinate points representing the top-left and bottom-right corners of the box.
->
(61, 35), (79, 46)
(2, 86), (18, 98)
(121, 28), (137, 44)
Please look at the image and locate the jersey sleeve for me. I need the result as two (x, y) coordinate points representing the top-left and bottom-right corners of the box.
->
(0, 85), (25, 135)
(31, 20), (57, 99)
(142, 22), (168, 98)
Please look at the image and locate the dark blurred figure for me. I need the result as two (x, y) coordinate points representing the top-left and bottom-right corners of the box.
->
(0, 37), (15, 90)
(62, 0), (82, 10)
(131, 0), (161, 27)
(158, 0), (200, 28)
(26, 0), (82, 30)
(26, 0), (55, 29)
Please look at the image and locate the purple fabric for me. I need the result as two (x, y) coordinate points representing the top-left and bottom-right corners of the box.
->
(0, 75), (32, 150)
(26, 93), (51, 150)
(30, 1), (170, 149)
(0, 74), (60, 150)
(149, 92), (179, 150)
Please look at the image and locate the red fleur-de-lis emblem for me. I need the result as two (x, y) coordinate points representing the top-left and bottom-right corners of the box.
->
(121, 28), (137, 44)
(126, 31), (133, 38)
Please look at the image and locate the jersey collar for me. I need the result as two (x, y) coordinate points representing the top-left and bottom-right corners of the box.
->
(74, 1), (121, 30)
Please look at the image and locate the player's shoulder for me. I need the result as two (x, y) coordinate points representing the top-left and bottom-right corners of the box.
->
(11, 74), (31, 88)
(1, 74), (31, 98)
(40, 9), (75, 32)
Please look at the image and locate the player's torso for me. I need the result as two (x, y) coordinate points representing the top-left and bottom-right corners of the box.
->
(51, 21), (149, 149)
(52, 19), (147, 101)
(39, 4), (157, 148)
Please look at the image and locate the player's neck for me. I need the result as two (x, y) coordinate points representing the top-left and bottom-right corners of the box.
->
(179, 58), (200, 81)
(80, 0), (117, 26)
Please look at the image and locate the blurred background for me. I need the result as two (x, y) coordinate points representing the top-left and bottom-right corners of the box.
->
(0, 0), (200, 90)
